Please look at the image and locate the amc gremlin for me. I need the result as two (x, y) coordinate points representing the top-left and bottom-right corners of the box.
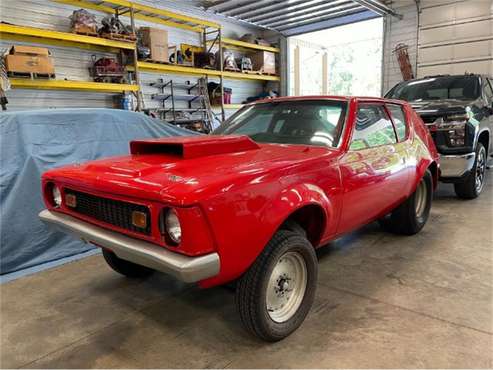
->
(40, 97), (439, 341)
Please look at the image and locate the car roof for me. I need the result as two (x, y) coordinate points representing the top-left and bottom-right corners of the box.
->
(251, 95), (406, 106)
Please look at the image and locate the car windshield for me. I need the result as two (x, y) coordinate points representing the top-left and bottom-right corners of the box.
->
(385, 76), (480, 102)
(213, 100), (347, 148)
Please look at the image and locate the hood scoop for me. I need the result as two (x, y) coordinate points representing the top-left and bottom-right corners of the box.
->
(130, 135), (260, 159)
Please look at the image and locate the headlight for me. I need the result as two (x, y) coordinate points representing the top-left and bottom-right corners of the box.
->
(436, 114), (468, 146)
(52, 185), (62, 207)
(445, 113), (468, 123)
(437, 115), (467, 131)
(161, 208), (181, 244)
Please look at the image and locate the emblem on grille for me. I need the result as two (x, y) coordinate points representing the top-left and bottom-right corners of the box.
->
(65, 194), (77, 208)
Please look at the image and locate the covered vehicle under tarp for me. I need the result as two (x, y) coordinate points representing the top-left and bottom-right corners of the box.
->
(0, 108), (197, 274)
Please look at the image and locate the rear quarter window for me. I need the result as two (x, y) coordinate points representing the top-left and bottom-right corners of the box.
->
(349, 104), (397, 150)
(386, 104), (407, 142)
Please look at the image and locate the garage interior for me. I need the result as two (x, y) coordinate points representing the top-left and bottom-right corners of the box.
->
(1, 0), (492, 368)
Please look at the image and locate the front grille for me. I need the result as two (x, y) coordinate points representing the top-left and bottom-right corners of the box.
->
(64, 189), (151, 235)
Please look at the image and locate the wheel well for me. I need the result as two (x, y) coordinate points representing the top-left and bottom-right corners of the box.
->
(478, 131), (489, 153)
(428, 161), (439, 190)
(280, 204), (326, 247)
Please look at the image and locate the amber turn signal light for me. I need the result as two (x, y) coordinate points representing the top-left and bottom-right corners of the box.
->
(131, 211), (147, 229)
(65, 194), (77, 208)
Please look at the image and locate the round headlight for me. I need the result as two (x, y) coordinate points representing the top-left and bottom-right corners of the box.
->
(52, 185), (62, 207)
(165, 208), (181, 244)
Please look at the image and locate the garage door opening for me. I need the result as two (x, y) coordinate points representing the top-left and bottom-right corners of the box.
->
(289, 18), (384, 97)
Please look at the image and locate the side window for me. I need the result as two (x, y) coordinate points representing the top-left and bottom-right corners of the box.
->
(386, 104), (407, 142)
(350, 104), (397, 150)
(484, 79), (493, 103)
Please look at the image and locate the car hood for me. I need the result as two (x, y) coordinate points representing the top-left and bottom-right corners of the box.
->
(45, 135), (338, 205)
(410, 99), (476, 115)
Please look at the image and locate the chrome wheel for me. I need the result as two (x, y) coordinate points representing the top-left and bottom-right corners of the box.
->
(266, 251), (307, 323)
(475, 146), (486, 194)
(414, 179), (428, 219)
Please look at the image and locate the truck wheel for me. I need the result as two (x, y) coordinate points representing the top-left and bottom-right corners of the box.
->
(102, 249), (153, 278)
(383, 169), (433, 235)
(454, 143), (487, 199)
(236, 230), (317, 341)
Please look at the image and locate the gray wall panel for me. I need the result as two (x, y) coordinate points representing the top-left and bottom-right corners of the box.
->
(382, 0), (492, 95)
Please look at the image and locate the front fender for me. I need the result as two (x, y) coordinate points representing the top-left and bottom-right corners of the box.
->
(265, 183), (333, 243)
(199, 182), (336, 288)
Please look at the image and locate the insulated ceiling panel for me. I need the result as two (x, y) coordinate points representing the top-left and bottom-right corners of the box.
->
(195, 0), (400, 35)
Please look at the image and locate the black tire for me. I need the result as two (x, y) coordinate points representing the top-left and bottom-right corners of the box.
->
(454, 143), (487, 199)
(382, 169), (433, 235)
(236, 230), (317, 342)
(102, 249), (154, 278)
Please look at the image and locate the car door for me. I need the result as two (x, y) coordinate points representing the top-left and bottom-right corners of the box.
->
(337, 102), (410, 234)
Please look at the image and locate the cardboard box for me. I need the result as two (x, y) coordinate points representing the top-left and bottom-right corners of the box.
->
(11, 45), (50, 56)
(250, 51), (276, 74)
(5, 46), (55, 75)
(139, 27), (168, 62)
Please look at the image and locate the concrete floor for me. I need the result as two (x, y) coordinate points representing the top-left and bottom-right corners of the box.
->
(2, 173), (492, 368)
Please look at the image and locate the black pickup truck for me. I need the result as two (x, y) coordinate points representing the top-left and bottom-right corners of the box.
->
(386, 74), (492, 199)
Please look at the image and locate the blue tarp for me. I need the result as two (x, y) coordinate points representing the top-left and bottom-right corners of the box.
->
(0, 108), (196, 274)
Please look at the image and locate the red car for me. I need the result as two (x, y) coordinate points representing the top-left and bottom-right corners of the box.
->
(40, 96), (439, 341)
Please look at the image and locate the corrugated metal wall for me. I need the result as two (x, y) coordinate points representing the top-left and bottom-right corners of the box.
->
(381, 1), (418, 94)
(0, 0), (267, 112)
(417, 0), (492, 77)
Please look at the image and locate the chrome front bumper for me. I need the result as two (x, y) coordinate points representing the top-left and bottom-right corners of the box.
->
(39, 210), (220, 283)
(439, 152), (476, 178)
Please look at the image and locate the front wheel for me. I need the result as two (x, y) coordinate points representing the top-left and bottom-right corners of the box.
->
(454, 143), (487, 199)
(236, 230), (317, 341)
(381, 169), (433, 235)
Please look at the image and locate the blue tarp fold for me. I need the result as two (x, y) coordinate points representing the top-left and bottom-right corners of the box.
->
(0, 108), (195, 274)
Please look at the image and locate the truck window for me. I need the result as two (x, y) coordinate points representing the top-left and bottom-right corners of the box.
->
(386, 76), (481, 102)
(484, 79), (493, 103)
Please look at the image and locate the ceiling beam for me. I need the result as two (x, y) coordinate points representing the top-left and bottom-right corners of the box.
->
(221, 0), (287, 15)
(352, 0), (402, 18)
(259, 1), (355, 27)
(270, 4), (363, 29)
(276, 6), (366, 30)
(282, 9), (377, 36)
(248, 0), (347, 22)
(244, 0), (326, 21)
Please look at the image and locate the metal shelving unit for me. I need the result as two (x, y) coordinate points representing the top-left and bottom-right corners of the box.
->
(1, 0), (280, 119)
(221, 38), (280, 53)
(134, 62), (280, 81)
(9, 79), (139, 92)
(52, 0), (226, 118)
(0, 24), (135, 51)
(150, 77), (213, 132)
(54, 0), (219, 32)
(0, 24), (138, 95)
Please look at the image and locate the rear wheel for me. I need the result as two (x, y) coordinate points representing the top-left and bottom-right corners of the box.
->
(454, 143), (487, 199)
(380, 169), (433, 235)
(102, 249), (154, 278)
(236, 230), (317, 341)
